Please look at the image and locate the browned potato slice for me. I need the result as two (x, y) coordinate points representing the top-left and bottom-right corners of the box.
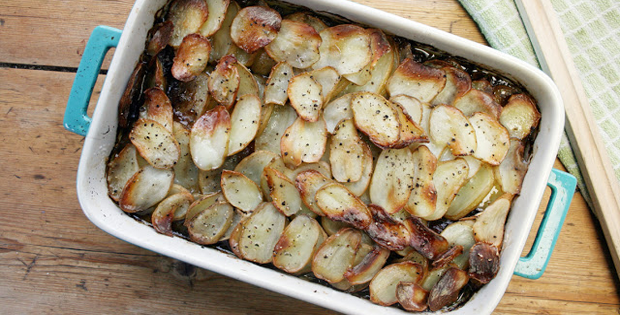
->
(369, 148), (415, 214)
(351, 92), (400, 148)
(147, 21), (174, 57)
(309, 67), (341, 103)
(420, 265), (449, 291)
(424, 158), (469, 221)
(264, 167), (302, 216)
(344, 244), (390, 285)
(366, 205), (411, 251)
(323, 93), (353, 134)
(273, 215), (326, 274)
(220, 170), (263, 213)
(208, 55), (240, 109)
(259, 157), (291, 197)
(107, 144), (140, 201)
(119, 166), (174, 213)
(172, 122), (199, 193)
(265, 19), (321, 69)
(237, 202), (286, 263)
(234, 62), (260, 98)
(405, 145), (437, 218)
(210, 0), (239, 61)
(188, 202), (234, 245)
(473, 78), (493, 94)
(251, 48), (277, 76)
(152, 192), (194, 236)
(320, 216), (351, 236)
(172, 34), (211, 82)
(145, 57), (167, 91)
(313, 25), (372, 76)
(470, 112), (510, 165)
(255, 103), (297, 154)
(440, 221), (476, 269)
(220, 208), (245, 241)
(404, 216), (449, 260)
(431, 66), (472, 106)
(468, 242), (500, 284)
(453, 89), (501, 119)
(392, 101), (427, 148)
(285, 12), (327, 33)
(390, 94), (423, 125)
(427, 267), (469, 311)
(167, 0), (209, 48)
(473, 193), (513, 247)
(343, 144), (374, 196)
(287, 73), (323, 122)
(429, 105), (476, 156)
(397, 282), (429, 312)
(130, 118), (180, 169)
(499, 93), (541, 139)
(386, 58), (446, 103)
(168, 72), (211, 124)
(431, 245), (464, 269)
(312, 228), (362, 283)
(315, 182), (373, 230)
(264, 61), (294, 106)
(198, 167), (222, 194)
(289, 161), (332, 181)
(190, 106), (231, 170)
(228, 94), (261, 155)
(280, 117), (328, 167)
(118, 62), (145, 128)
(234, 150), (279, 186)
(495, 139), (528, 194)
(230, 6), (282, 54)
(445, 163), (495, 220)
(342, 29), (390, 86)
(330, 119), (366, 183)
(295, 170), (332, 216)
(257, 102), (275, 136)
(343, 35), (395, 95)
(369, 261), (424, 306)
(185, 192), (225, 223)
(198, 0), (230, 37)
(142, 88), (173, 133)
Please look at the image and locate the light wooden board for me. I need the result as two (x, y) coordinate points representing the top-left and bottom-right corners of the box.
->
(0, 0), (619, 314)
(516, 0), (620, 280)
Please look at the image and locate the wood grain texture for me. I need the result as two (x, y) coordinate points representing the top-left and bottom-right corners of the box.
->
(516, 0), (620, 283)
(0, 0), (619, 314)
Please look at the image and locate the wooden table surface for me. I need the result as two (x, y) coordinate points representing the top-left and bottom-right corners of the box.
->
(1, 0), (619, 313)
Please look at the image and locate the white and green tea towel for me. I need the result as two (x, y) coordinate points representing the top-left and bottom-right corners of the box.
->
(458, 0), (620, 207)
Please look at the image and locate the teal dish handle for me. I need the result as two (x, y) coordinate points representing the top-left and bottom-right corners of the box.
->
(64, 26), (122, 136)
(514, 168), (576, 279)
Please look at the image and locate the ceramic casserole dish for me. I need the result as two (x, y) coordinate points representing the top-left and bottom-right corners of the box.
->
(64, 0), (577, 313)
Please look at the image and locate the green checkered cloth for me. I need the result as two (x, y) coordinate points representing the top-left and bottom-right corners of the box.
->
(458, 0), (620, 207)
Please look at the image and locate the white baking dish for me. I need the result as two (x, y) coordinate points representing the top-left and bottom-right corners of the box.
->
(64, 0), (575, 313)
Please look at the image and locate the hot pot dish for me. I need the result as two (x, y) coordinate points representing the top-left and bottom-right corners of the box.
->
(105, 0), (543, 312)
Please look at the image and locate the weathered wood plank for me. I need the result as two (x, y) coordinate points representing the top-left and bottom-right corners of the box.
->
(1, 66), (618, 314)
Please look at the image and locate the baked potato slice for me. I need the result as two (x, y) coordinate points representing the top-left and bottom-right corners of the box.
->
(273, 215), (326, 274)
(265, 19), (322, 69)
(313, 24), (372, 76)
(499, 93), (541, 139)
(172, 33), (211, 82)
(198, 0), (230, 37)
(323, 93), (353, 134)
(287, 72), (323, 122)
(130, 118), (180, 170)
(312, 228), (362, 283)
(230, 6), (282, 54)
(369, 148), (415, 214)
(221, 170), (263, 213)
(280, 117), (328, 168)
(445, 162), (495, 220)
(107, 144), (140, 202)
(473, 193), (513, 247)
(453, 89), (501, 119)
(386, 58), (446, 103)
(188, 201), (235, 245)
(470, 112), (510, 165)
(351, 92), (400, 148)
(236, 202), (286, 264)
(190, 106), (231, 170)
(315, 183), (372, 230)
(208, 55), (240, 109)
(227, 94), (261, 155)
(495, 139), (528, 194)
(264, 61), (294, 106)
(369, 261), (425, 306)
(167, 0), (209, 48)
(429, 105), (477, 156)
(119, 165), (174, 213)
